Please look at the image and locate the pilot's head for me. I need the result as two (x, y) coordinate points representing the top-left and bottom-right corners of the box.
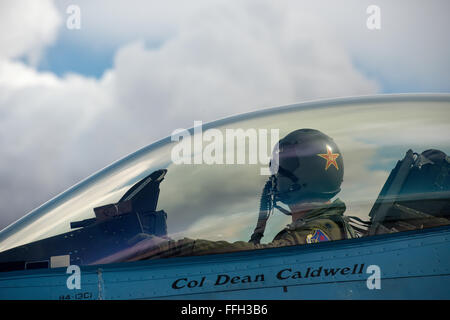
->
(270, 129), (344, 208)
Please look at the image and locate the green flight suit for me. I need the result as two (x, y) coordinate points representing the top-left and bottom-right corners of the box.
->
(134, 199), (355, 261)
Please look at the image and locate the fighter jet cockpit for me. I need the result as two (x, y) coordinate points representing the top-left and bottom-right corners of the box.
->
(0, 95), (449, 272)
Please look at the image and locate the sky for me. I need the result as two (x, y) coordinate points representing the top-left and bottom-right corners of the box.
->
(0, 0), (449, 230)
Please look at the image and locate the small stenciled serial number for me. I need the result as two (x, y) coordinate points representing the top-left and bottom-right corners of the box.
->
(59, 292), (93, 300)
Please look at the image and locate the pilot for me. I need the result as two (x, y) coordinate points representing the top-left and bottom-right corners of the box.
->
(134, 129), (357, 260)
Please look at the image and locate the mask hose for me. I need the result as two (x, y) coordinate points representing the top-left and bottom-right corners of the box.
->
(249, 177), (276, 244)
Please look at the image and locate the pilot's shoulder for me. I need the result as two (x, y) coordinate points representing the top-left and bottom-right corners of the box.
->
(273, 228), (289, 241)
(304, 217), (340, 231)
(276, 217), (342, 242)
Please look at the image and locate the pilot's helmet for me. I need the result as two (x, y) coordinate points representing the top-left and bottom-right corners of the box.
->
(270, 128), (344, 205)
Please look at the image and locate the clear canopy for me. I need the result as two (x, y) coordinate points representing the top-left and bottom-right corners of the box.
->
(0, 94), (449, 270)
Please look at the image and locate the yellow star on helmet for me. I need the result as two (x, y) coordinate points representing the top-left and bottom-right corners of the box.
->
(317, 145), (340, 170)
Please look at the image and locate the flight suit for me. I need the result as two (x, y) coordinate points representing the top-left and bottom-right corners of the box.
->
(133, 199), (355, 261)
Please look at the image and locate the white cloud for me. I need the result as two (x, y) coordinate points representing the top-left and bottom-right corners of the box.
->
(109, 1), (378, 133)
(0, 0), (61, 65)
(0, 58), (114, 227)
(47, 0), (450, 91)
(300, 0), (450, 91)
(0, 0), (381, 229)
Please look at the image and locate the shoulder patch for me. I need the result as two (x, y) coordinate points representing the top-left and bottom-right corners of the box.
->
(306, 229), (330, 243)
